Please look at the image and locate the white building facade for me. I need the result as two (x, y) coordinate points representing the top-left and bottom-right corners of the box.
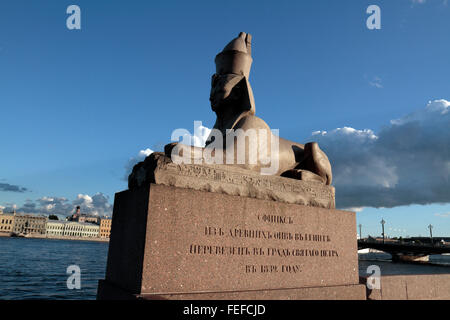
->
(46, 220), (65, 236)
(46, 221), (99, 238)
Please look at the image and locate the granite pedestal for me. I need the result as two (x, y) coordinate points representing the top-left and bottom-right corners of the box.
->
(97, 180), (364, 300)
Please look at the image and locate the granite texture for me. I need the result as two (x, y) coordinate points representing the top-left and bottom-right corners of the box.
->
(129, 153), (335, 209)
(97, 279), (366, 300)
(141, 284), (367, 300)
(104, 186), (150, 293)
(101, 183), (357, 297)
(361, 274), (450, 300)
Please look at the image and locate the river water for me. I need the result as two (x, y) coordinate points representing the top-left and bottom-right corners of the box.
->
(0, 237), (449, 300)
(0, 237), (108, 300)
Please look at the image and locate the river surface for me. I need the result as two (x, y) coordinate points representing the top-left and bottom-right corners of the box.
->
(0, 237), (108, 300)
(0, 237), (449, 300)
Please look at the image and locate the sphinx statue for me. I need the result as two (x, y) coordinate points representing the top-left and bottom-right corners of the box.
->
(163, 32), (332, 185)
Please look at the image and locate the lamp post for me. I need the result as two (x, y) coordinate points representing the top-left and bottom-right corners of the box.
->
(359, 224), (362, 240)
(381, 219), (385, 244)
(428, 224), (433, 246)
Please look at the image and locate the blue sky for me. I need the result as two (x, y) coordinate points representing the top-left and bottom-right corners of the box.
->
(0, 0), (449, 237)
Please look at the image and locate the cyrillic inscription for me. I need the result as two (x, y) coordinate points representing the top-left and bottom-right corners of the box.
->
(193, 215), (339, 275)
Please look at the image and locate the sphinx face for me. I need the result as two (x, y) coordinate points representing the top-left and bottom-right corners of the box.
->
(209, 74), (243, 112)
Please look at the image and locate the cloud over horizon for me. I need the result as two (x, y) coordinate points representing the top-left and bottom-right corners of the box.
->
(2, 193), (113, 217)
(312, 99), (450, 209)
(0, 182), (28, 193)
(411, 0), (449, 6)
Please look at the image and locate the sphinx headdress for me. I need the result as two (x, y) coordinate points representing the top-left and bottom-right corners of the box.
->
(214, 32), (255, 114)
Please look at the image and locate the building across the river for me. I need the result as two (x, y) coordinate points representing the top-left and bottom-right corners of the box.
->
(67, 206), (102, 225)
(46, 221), (100, 238)
(0, 207), (111, 240)
(13, 214), (47, 235)
(0, 212), (15, 233)
(99, 218), (112, 238)
(46, 220), (65, 236)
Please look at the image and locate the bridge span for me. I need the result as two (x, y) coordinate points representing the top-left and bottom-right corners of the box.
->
(357, 240), (450, 262)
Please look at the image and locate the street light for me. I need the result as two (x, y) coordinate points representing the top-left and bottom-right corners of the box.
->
(428, 224), (433, 246)
(381, 219), (386, 244)
(358, 224), (362, 240)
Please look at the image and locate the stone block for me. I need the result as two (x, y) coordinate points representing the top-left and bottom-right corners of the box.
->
(102, 183), (358, 296)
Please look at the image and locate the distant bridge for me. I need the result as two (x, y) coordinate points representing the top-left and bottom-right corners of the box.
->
(357, 240), (450, 262)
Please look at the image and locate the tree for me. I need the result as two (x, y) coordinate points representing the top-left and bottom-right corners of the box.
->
(49, 215), (59, 220)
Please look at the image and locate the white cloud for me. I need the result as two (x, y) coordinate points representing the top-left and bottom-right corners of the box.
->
(179, 123), (212, 147)
(123, 122), (212, 180)
(368, 76), (383, 89)
(345, 207), (365, 212)
(411, 0), (448, 5)
(73, 193), (112, 216)
(312, 127), (398, 190)
(391, 99), (449, 125)
(3, 193), (112, 217)
(310, 99), (450, 209)
(124, 148), (154, 181)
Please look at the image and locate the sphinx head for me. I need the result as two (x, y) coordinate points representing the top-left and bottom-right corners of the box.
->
(210, 32), (255, 115)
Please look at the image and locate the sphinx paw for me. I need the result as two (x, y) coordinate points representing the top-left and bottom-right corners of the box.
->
(281, 169), (326, 184)
(303, 142), (333, 185)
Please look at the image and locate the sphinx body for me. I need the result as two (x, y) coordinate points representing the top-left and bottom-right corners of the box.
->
(165, 32), (332, 185)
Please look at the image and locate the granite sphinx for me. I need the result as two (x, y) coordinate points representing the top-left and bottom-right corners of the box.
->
(129, 32), (334, 208)
(164, 32), (332, 185)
